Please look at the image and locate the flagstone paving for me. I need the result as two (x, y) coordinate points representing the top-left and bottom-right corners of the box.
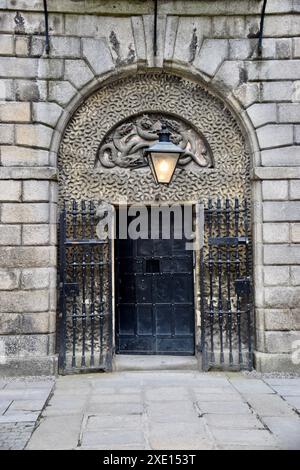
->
(0, 378), (54, 450)
(20, 372), (300, 451)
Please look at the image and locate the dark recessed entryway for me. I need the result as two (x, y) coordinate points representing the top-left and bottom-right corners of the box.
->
(115, 207), (195, 355)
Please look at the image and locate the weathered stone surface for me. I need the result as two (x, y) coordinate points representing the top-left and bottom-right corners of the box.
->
(263, 416), (300, 450)
(1, 203), (49, 224)
(131, 16), (147, 62)
(0, 124), (14, 144)
(276, 39), (292, 59)
(263, 201), (300, 222)
(261, 147), (300, 167)
(213, 60), (244, 91)
(252, 167), (300, 180)
(0, 225), (21, 246)
(172, 17), (211, 64)
(233, 82), (259, 107)
(254, 351), (300, 374)
(0, 333), (53, 356)
(212, 16), (245, 38)
(264, 14), (300, 37)
(0, 58), (38, 78)
(0, 146), (49, 167)
(0, 181), (21, 202)
(247, 103), (277, 128)
(64, 60), (94, 90)
(0, 168), (56, 180)
(23, 181), (50, 202)
(264, 245), (300, 265)
(230, 378), (274, 395)
(204, 413), (263, 430)
(0, 269), (20, 290)
(263, 266), (290, 286)
(247, 60), (300, 80)
(0, 34), (13, 55)
(15, 36), (30, 56)
(293, 81), (300, 102)
(194, 39), (228, 77)
(0, 290), (49, 313)
(26, 414), (82, 450)
(37, 59), (64, 79)
(245, 393), (296, 417)
(291, 223), (300, 243)
(22, 224), (51, 246)
(0, 356), (57, 377)
(0, 102), (30, 122)
(263, 223), (289, 243)
(290, 180), (300, 199)
(49, 37), (80, 58)
(197, 401), (251, 415)
(82, 38), (114, 76)
(211, 428), (277, 447)
(291, 266), (300, 285)
(295, 126), (300, 144)
(262, 180), (288, 200)
(229, 39), (255, 60)
(15, 124), (53, 149)
(15, 80), (47, 102)
(48, 80), (77, 106)
(264, 309), (300, 331)
(278, 103), (300, 123)
(32, 102), (62, 128)
(0, 247), (56, 268)
(0, 311), (55, 335)
(0, 79), (14, 100)
(257, 125), (293, 149)
(261, 81), (293, 102)
(264, 288), (300, 309)
(20, 268), (50, 290)
(0, 10), (64, 35)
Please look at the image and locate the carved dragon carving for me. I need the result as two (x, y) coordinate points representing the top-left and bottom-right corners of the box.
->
(96, 113), (213, 170)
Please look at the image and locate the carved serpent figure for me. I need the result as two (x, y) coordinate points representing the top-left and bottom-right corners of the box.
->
(97, 114), (213, 169)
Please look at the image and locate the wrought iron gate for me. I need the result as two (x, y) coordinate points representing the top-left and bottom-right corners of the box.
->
(200, 198), (253, 371)
(58, 198), (253, 373)
(58, 201), (113, 373)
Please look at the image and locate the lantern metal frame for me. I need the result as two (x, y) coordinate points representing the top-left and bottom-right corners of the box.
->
(144, 124), (185, 184)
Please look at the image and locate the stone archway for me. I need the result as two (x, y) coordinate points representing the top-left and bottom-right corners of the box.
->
(58, 72), (251, 203)
(57, 72), (253, 372)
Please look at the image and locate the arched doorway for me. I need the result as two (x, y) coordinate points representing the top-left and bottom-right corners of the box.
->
(57, 72), (253, 373)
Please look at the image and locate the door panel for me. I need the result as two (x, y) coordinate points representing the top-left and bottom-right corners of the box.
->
(115, 206), (195, 355)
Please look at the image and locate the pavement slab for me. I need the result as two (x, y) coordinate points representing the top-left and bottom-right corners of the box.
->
(0, 378), (54, 450)
(243, 393), (296, 417)
(282, 396), (300, 411)
(3, 371), (298, 450)
(263, 416), (300, 450)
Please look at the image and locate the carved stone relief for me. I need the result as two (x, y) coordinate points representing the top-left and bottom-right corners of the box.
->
(58, 72), (251, 204)
(96, 113), (213, 170)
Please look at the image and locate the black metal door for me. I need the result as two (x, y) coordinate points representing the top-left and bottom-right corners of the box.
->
(200, 198), (253, 371)
(115, 209), (195, 355)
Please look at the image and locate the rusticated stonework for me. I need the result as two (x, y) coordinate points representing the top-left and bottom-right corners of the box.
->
(58, 73), (251, 204)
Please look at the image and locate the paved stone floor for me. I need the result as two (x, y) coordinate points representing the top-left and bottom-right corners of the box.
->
(22, 371), (300, 450)
(0, 378), (54, 450)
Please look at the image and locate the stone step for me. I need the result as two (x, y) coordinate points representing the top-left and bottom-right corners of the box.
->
(114, 355), (199, 372)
